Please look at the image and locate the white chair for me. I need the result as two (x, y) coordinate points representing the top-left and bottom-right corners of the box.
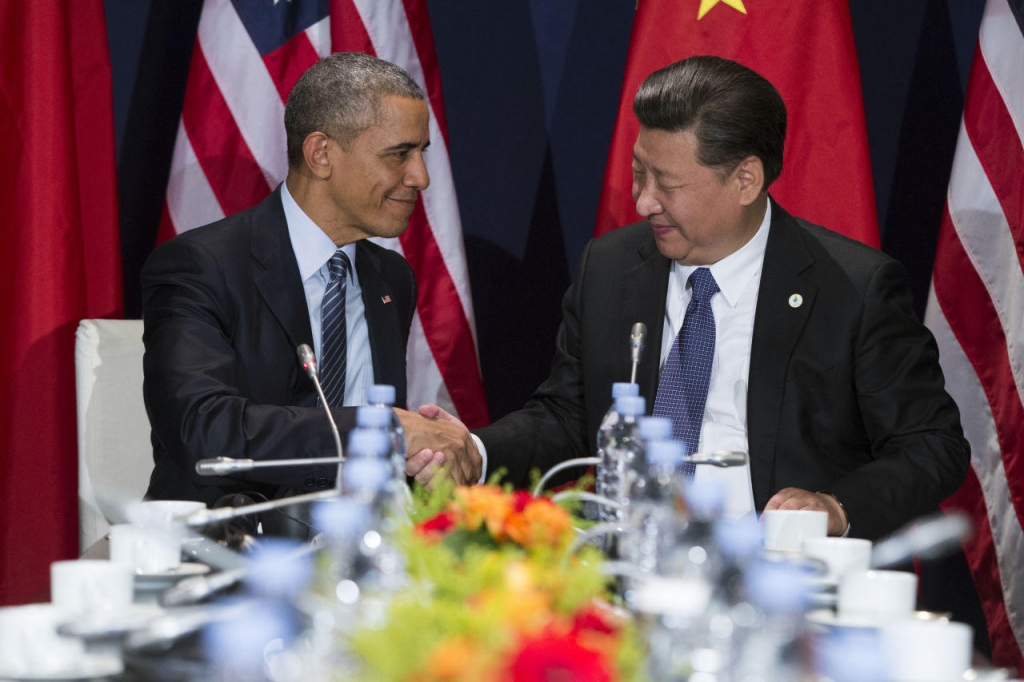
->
(74, 319), (153, 552)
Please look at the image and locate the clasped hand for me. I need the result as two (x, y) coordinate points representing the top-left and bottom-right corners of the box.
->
(395, 404), (482, 487)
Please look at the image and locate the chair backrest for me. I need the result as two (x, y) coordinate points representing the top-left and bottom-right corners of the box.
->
(75, 319), (152, 552)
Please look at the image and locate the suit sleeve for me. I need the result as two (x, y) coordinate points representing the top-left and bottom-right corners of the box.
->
(827, 259), (970, 538)
(142, 237), (356, 489)
(474, 242), (595, 488)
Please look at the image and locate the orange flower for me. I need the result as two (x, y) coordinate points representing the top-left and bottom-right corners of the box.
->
(453, 485), (512, 539)
(505, 497), (574, 548)
(421, 637), (483, 681)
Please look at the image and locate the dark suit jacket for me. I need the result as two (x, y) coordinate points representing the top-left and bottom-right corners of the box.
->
(142, 188), (416, 506)
(478, 200), (969, 540)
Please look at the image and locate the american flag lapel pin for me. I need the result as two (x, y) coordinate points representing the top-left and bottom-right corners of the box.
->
(381, 295), (392, 304)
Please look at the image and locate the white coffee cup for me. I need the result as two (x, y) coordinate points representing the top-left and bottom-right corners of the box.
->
(0, 604), (86, 676)
(838, 569), (918, 623)
(51, 560), (134, 616)
(762, 509), (828, 552)
(802, 537), (872, 583)
(110, 522), (182, 573)
(881, 619), (972, 681)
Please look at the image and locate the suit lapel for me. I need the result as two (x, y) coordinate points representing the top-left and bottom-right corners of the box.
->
(250, 188), (315, 350)
(747, 200), (816, 507)
(620, 227), (671, 406)
(356, 241), (406, 398)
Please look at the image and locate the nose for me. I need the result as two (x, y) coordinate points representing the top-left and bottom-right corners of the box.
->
(634, 185), (661, 218)
(405, 153), (430, 191)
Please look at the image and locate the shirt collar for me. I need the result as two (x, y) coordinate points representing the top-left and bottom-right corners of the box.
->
(674, 199), (771, 307)
(281, 181), (358, 282)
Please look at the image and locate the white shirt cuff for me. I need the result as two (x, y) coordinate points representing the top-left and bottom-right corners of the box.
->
(470, 433), (488, 485)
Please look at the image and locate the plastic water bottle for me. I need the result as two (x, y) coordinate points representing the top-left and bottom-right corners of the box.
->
(596, 383), (640, 520)
(601, 394), (646, 523)
(346, 429), (395, 516)
(365, 384), (407, 477)
(625, 439), (684, 573)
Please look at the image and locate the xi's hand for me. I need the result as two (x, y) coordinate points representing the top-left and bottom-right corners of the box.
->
(765, 487), (849, 536)
(405, 448), (448, 488)
(394, 405), (482, 485)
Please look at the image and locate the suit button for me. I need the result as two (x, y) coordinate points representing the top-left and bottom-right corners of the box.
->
(317, 476), (328, 489)
(304, 476), (315, 488)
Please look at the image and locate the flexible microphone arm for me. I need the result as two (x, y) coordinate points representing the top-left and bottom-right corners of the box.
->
(683, 450), (748, 468)
(183, 489), (338, 528)
(297, 343), (344, 490)
(870, 511), (972, 569)
(195, 456), (344, 476)
(629, 322), (647, 384)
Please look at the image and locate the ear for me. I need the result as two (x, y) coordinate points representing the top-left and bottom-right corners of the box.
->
(302, 132), (332, 178)
(734, 156), (765, 206)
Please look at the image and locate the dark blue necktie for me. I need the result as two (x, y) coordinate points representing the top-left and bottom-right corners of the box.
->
(319, 249), (351, 407)
(652, 267), (719, 479)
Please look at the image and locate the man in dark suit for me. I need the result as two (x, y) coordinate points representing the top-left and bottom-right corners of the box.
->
(143, 53), (479, 508)
(425, 56), (969, 541)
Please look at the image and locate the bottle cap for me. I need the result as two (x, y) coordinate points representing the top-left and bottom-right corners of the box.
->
(638, 416), (672, 442)
(611, 382), (640, 399)
(615, 395), (646, 416)
(343, 456), (391, 491)
(366, 384), (396, 406)
(684, 479), (726, 519)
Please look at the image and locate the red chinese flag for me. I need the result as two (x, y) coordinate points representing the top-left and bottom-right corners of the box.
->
(596, 0), (879, 247)
(0, 0), (123, 604)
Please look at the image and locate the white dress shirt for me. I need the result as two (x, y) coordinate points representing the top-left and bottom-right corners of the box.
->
(281, 182), (374, 407)
(660, 202), (771, 519)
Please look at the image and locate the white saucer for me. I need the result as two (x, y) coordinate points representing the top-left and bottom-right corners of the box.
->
(134, 562), (210, 590)
(0, 653), (123, 681)
(58, 604), (164, 639)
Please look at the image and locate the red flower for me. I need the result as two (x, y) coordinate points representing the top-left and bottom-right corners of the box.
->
(571, 604), (619, 636)
(511, 490), (534, 513)
(503, 628), (614, 682)
(416, 511), (456, 537)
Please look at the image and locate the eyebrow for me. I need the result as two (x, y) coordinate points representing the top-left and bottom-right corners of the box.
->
(632, 153), (675, 179)
(385, 140), (430, 153)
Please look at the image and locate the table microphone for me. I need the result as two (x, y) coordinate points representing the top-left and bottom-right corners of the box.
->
(629, 322), (646, 384)
(196, 455), (344, 476)
(297, 343), (344, 490)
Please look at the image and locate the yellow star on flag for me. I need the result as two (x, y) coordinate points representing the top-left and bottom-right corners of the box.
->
(697, 0), (747, 20)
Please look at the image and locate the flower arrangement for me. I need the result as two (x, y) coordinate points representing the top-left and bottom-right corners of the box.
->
(346, 483), (645, 682)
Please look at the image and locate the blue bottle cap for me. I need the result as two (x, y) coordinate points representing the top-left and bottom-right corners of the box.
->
(366, 384), (396, 406)
(638, 416), (672, 442)
(611, 382), (640, 399)
(615, 395), (646, 416)
(646, 439), (683, 467)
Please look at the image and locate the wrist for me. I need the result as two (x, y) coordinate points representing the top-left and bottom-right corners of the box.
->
(815, 490), (849, 535)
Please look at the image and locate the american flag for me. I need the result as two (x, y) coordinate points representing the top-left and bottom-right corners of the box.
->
(161, 0), (489, 428)
(924, 0), (1024, 671)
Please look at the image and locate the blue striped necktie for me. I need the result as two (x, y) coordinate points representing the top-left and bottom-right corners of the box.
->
(652, 267), (719, 479)
(319, 249), (351, 407)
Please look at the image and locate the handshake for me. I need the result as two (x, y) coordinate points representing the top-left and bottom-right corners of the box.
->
(395, 404), (483, 487)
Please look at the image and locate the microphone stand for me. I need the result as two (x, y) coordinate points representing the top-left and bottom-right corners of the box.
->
(297, 344), (344, 490)
(183, 489), (338, 529)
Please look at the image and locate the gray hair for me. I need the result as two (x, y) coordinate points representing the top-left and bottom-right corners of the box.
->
(285, 52), (424, 166)
(634, 56), (786, 188)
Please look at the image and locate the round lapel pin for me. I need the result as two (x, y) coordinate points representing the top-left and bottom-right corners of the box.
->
(788, 293), (803, 308)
